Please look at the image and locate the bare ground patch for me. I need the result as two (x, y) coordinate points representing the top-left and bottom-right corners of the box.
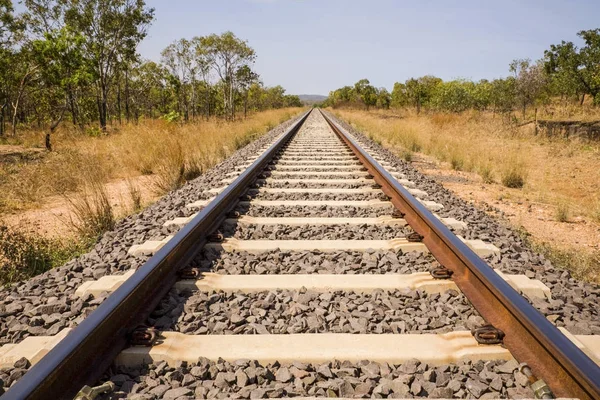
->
(2, 175), (158, 239)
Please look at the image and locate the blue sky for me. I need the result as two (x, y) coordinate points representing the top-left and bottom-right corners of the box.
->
(121, 1), (600, 95)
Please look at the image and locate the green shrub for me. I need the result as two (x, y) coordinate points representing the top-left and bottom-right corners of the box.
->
(0, 225), (89, 285)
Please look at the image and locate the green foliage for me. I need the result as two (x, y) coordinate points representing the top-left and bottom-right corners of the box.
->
(431, 80), (474, 113)
(162, 110), (180, 123)
(85, 126), (102, 137)
(0, 1), (298, 138)
(0, 224), (90, 285)
(545, 29), (600, 104)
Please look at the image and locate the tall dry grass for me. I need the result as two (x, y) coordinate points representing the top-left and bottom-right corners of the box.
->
(333, 108), (600, 220)
(0, 108), (303, 285)
(0, 108), (303, 213)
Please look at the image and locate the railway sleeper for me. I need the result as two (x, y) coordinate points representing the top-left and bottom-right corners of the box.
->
(2, 329), (598, 371)
(74, 270), (551, 300)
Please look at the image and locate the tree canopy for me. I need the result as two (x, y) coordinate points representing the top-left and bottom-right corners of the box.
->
(0, 0), (302, 139)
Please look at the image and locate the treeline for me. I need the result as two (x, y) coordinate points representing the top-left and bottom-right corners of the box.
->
(0, 0), (301, 141)
(323, 28), (600, 116)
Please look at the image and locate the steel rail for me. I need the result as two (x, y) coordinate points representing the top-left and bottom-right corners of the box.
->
(320, 109), (600, 399)
(3, 110), (311, 400)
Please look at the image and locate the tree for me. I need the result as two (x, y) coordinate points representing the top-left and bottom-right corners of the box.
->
(161, 38), (195, 121)
(376, 88), (391, 109)
(235, 64), (259, 118)
(64, 0), (154, 131)
(509, 59), (547, 118)
(353, 79), (377, 110)
(405, 76), (441, 113)
(430, 80), (474, 113)
(545, 29), (600, 105)
(201, 31), (255, 120)
(0, 0), (23, 135)
(391, 82), (409, 108)
(31, 27), (88, 149)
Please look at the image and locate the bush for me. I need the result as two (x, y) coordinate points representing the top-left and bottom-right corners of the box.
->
(450, 155), (464, 171)
(0, 225), (88, 285)
(501, 165), (526, 188)
(65, 182), (115, 239)
(555, 203), (570, 222)
(401, 149), (413, 162)
(478, 165), (494, 184)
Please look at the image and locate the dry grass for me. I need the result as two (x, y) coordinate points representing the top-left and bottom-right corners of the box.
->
(332, 108), (600, 221)
(517, 227), (600, 284)
(0, 108), (303, 213)
(0, 108), (302, 285)
(64, 180), (116, 239)
(0, 224), (89, 285)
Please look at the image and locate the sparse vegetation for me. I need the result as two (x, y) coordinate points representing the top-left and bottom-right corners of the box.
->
(555, 203), (570, 223)
(518, 228), (600, 284)
(0, 108), (301, 213)
(478, 164), (494, 184)
(334, 108), (600, 221)
(0, 224), (89, 285)
(500, 164), (526, 189)
(65, 181), (116, 239)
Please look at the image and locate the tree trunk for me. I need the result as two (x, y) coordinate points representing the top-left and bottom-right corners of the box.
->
(98, 77), (109, 131)
(11, 73), (31, 136)
(117, 80), (122, 125)
(522, 103), (526, 120)
(580, 93), (585, 106)
(68, 89), (77, 127)
(0, 102), (5, 136)
(125, 67), (130, 122)
(46, 108), (65, 152)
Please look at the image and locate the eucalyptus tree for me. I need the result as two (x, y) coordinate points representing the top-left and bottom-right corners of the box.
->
(405, 76), (441, 113)
(161, 38), (195, 121)
(0, 0), (23, 135)
(376, 88), (391, 109)
(63, 0), (154, 131)
(201, 31), (255, 120)
(30, 27), (88, 148)
(235, 64), (259, 118)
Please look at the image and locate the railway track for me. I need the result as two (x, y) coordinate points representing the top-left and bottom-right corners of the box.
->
(1, 109), (599, 399)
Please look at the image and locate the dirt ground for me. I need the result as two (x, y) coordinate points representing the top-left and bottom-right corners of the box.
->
(3, 175), (159, 238)
(411, 153), (600, 253)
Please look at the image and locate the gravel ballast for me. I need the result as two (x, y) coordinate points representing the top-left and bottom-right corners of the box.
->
(193, 248), (440, 275)
(222, 223), (414, 241)
(100, 358), (534, 399)
(150, 288), (482, 335)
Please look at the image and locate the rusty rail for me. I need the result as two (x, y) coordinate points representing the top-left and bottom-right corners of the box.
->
(321, 109), (600, 399)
